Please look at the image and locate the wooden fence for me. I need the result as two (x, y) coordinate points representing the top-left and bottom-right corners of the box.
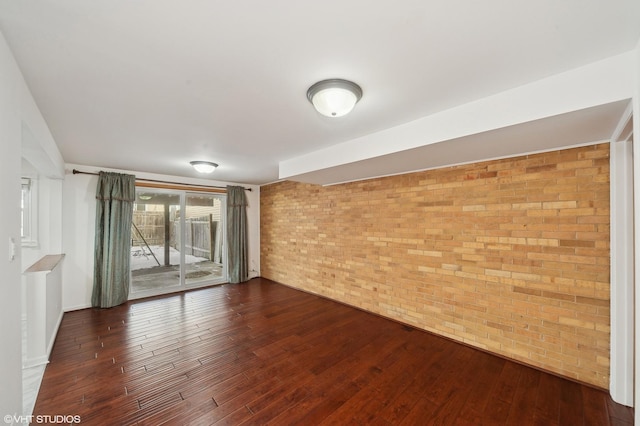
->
(132, 211), (165, 246)
(131, 212), (222, 263)
(173, 215), (221, 262)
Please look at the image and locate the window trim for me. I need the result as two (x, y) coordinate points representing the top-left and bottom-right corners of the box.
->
(21, 177), (38, 247)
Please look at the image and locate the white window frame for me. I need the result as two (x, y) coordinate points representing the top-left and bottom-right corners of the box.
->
(129, 187), (228, 300)
(21, 177), (38, 247)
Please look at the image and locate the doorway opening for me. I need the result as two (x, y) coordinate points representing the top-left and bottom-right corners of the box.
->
(130, 188), (227, 298)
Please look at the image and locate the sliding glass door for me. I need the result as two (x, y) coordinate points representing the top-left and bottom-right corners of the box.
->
(184, 193), (225, 286)
(130, 188), (226, 298)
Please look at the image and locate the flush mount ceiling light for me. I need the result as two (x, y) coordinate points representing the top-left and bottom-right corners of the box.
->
(190, 161), (218, 174)
(307, 79), (363, 117)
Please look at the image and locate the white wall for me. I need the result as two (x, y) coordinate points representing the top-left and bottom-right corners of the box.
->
(0, 30), (25, 419)
(610, 114), (635, 407)
(62, 164), (260, 311)
(634, 37), (640, 425)
(0, 29), (64, 417)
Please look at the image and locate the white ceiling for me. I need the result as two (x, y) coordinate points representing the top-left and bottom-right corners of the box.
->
(0, 1), (639, 185)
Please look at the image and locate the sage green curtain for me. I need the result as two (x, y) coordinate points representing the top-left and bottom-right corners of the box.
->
(226, 185), (248, 284)
(92, 171), (136, 308)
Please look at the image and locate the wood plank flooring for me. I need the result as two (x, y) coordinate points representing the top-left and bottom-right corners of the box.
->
(34, 278), (633, 425)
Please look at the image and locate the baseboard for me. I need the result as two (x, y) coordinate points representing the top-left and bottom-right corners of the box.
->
(64, 303), (91, 312)
(46, 310), (64, 359)
(22, 356), (49, 369)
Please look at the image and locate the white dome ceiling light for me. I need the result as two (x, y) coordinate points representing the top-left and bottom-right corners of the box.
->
(307, 79), (363, 117)
(190, 161), (218, 174)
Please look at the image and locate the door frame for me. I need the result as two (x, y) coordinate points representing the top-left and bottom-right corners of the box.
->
(129, 187), (227, 300)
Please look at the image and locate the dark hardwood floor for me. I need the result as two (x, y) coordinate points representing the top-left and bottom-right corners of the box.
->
(34, 278), (633, 425)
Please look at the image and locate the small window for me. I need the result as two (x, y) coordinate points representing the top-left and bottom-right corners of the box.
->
(21, 177), (38, 246)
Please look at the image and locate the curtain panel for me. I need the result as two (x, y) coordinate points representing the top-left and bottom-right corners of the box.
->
(92, 171), (136, 308)
(226, 186), (249, 284)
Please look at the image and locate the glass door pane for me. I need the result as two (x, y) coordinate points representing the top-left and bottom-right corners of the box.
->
(184, 193), (226, 286)
(130, 190), (182, 294)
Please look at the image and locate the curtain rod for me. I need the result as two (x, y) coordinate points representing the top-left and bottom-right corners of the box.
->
(71, 169), (252, 191)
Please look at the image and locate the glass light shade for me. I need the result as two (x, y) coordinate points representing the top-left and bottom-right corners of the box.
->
(190, 161), (218, 173)
(307, 79), (362, 117)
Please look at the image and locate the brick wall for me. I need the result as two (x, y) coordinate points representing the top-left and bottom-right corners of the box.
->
(260, 144), (611, 388)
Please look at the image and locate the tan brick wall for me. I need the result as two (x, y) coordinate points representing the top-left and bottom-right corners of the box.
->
(260, 144), (611, 388)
